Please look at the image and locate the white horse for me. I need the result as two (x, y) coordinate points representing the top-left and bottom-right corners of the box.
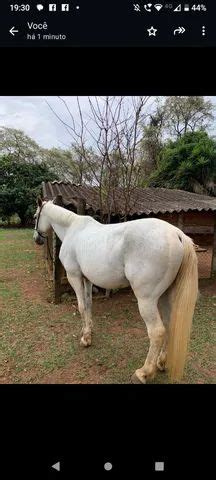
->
(33, 197), (198, 383)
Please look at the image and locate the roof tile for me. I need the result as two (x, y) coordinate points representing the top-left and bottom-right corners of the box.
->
(42, 181), (216, 215)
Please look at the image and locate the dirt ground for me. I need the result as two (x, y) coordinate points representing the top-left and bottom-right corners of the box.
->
(0, 229), (216, 384)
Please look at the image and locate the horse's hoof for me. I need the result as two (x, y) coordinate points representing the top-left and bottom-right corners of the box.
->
(80, 335), (92, 347)
(157, 361), (166, 372)
(131, 373), (146, 384)
(157, 357), (167, 372)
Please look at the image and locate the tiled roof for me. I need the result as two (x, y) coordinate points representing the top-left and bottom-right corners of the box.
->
(42, 181), (216, 216)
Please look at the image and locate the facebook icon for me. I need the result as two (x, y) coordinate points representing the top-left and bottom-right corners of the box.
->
(61, 4), (69, 11)
(49, 4), (57, 11)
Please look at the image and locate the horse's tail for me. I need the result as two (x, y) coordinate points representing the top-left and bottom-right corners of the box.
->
(166, 233), (198, 382)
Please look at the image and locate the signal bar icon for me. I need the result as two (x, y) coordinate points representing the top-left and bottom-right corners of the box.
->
(174, 4), (181, 11)
(154, 3), (163, 11)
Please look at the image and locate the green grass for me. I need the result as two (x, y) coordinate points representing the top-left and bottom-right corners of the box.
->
(0, 281), (21, 299)
(0, 229), (36, 270)
(0, 227), (215, 384)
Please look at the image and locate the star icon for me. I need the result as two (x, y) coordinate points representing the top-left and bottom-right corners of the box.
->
(147, 26), (157, 36)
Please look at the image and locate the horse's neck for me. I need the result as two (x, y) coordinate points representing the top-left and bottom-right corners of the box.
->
(45, 203), (78, 242)
(51, 222), (67, 242)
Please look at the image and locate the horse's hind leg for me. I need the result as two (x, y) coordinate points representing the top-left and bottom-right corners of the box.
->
(157, 290), (171, 371)
(67, 273), (92, 347)
(156, 333), (168, 372)
(132, 297), (166, 384)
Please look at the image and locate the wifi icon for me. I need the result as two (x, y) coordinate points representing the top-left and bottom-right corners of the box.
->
(154, 3), (163, 10)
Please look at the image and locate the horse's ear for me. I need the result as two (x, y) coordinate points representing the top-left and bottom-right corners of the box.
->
(37, 196), (43, 207)
(53, 194), (63, 206)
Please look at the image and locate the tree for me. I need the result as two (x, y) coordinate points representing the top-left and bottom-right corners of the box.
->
(45, 146), (97, 184)
(0, 156), (56, 225)
(147, 131), (216, 195)
(136, 96), (214, 182)
(47, 96), (151, 221)
(0, 127), (47, 164)
(139, 105), (165, 178)
(0, 127), (95, 184)
(162, 96), (214, 138)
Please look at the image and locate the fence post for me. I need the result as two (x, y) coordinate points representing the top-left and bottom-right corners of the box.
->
(52, 194), (65, 303)
(53, 230), (62, 303)
(177, 212), (184, 230)
(211, 214), (216, 277)
(77, 198), (86, 215)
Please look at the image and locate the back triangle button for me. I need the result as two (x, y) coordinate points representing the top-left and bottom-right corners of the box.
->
(52, 461), (60, 472)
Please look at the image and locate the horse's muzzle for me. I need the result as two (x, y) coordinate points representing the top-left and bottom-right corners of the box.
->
(33, 231), (45, 245)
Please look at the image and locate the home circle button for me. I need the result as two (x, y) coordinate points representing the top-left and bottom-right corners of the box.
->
(104, 462), (113, 471)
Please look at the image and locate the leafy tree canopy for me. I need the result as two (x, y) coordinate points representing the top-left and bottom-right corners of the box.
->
(0, 127), (47, 164)
(0, 155), (56, 225)
(147, 131), (216, 195)
(162, 96), (214, 138)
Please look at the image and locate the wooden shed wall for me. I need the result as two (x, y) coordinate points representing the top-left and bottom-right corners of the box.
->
(156, 211), (214, 279)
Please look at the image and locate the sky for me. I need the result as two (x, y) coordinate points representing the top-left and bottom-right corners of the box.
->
(0, 96), (216, 149)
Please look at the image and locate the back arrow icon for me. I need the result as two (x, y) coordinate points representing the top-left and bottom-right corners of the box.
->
(52, 461), (60, 472)
(174, 27), (185, 35)
(10, 26), (19, 36)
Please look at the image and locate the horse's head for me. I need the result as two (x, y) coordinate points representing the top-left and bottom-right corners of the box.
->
(33, 197), (50, 245)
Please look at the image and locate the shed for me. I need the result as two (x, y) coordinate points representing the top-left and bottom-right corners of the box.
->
(42, 181), (216, 302)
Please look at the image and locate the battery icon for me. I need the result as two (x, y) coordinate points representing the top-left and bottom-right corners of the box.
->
(184, 4), (189, 10)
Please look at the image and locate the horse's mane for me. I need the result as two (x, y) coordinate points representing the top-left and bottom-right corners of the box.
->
(45, 201), (76, 226)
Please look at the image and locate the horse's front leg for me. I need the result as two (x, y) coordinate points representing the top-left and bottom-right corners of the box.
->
(67, 273), (92, 347)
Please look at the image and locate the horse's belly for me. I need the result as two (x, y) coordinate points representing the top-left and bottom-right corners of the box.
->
(82, 266), (129, 290)
(89, 275), (129, 290)
(77, 239), (129, 289)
